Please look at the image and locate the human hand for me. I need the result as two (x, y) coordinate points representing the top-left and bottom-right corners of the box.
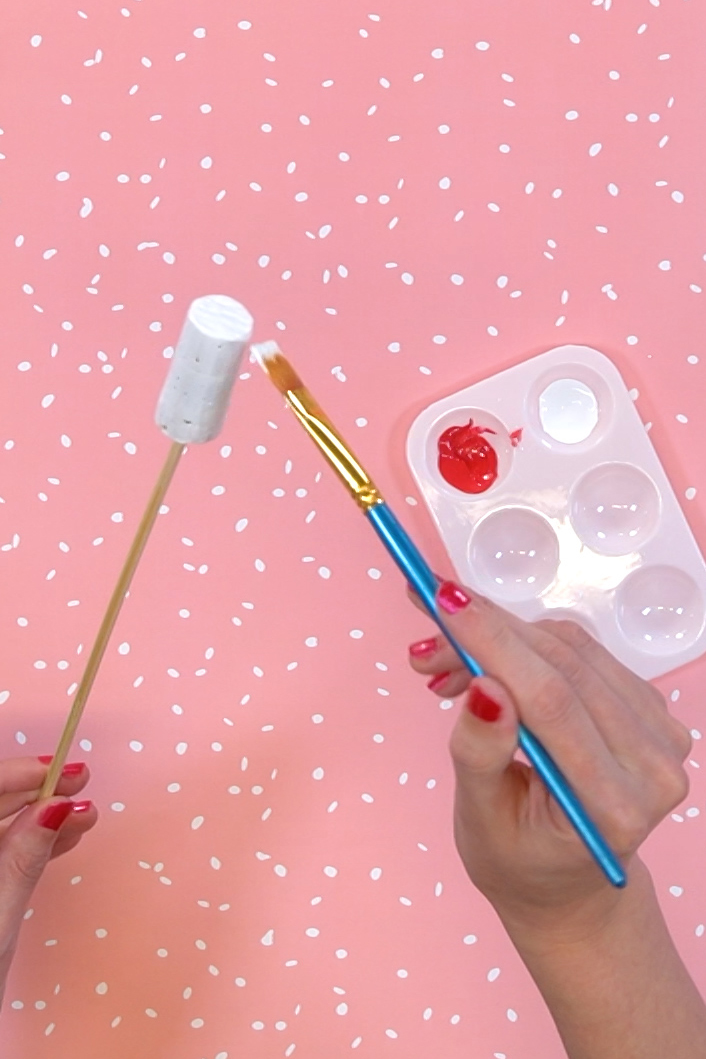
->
(0, 756), (97, 1005)
(408, 581), (691, 939)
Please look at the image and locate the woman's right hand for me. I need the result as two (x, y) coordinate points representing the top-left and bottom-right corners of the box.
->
(0, 756), (97, 1005)
(407, 582), (706, 1058)
(407, 581), (692, 935)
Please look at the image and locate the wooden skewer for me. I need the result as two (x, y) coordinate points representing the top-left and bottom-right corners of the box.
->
(40, 441), (185, 799)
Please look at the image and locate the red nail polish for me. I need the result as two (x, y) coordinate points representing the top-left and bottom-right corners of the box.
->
(468, 685), (502, 723)
(38, 802), (73, 832)
(72, 800), (92, 814)
(39, 758), (85, 776)
(61, 762), (86, 776)
(427, 671), (450, 692)
(410, 638), (437, 658)
(437, 581), (472, 614)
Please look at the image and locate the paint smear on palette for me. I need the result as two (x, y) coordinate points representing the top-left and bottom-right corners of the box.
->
(437, 419), (499, 493)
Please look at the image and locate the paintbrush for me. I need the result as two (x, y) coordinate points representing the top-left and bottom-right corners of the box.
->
(252, 340), (626, 889)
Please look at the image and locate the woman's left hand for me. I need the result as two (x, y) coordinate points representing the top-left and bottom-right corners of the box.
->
(0, 756), (97, 1004)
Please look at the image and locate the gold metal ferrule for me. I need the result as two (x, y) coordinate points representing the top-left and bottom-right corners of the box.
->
(286, 388), (383, 511)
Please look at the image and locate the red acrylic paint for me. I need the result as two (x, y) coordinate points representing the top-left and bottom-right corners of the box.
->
(509, 428), (523, 447)
(437, 419), (499, 494)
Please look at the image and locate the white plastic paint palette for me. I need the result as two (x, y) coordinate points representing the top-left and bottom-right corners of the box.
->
(406, 344), (706, 680)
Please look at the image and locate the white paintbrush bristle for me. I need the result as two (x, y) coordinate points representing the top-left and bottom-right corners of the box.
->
(251, 340), (282, 368)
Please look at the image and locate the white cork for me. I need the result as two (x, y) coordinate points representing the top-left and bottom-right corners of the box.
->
(156, 295), (254, 443)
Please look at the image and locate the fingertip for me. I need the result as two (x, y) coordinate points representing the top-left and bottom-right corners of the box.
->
(56, 800), (99, 843)
(48, 802), (98, 859)
(409, 637), (439, 660)
(449, 681), (520, 783)
(428, 671), (451, 693)
(437, 580), (473, 615)
(55, 765), (91, 798)
(37, 800), (74, 832)
(464, 677), (518, 730)
(71, 800), (98, 833)
(467, 683), (503, 723)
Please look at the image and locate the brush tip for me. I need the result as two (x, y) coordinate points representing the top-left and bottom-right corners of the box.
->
(250, 340), (282, 369)
(251, 342), (303, 393)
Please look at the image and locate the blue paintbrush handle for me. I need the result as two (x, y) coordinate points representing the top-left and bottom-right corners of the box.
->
(366, 501), (626, 889)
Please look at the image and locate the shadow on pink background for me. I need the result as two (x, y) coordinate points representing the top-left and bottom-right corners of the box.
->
(1, 1), (705, 1056)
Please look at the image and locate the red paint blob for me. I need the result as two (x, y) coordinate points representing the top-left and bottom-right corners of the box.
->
(509, 428), (523, 447)
(437, 419), (499, 494)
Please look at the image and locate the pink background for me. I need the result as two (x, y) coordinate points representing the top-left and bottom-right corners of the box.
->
(1, 1), (706, 1056)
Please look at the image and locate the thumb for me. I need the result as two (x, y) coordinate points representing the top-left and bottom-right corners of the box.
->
(449, 677), (520, 810)
(0, 799), (74, 927)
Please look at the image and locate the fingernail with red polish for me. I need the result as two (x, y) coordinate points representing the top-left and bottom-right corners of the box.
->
(468, 685), (502, 723)
(38, 802), (74, 832)
(61, 762), (86, 777)
(427, 671), (450, 692)
(437, 581), (471, 615)
(410, 638), (437, 659)
(38, 757), (85, 776)
(72, 800), (92, 814)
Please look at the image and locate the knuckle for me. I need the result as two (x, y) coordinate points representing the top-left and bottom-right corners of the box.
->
(648, 685), (669, 711)
(651, 757), (690, 811)
(608, 800), (648, 850)
(449, 726), (494, 775)
(550, 618), (595, 650)
(6, 850), (45, 888)
(539, 638), (586, 686)
(660, 714), (694, 760)
(663, 761), (690, 808)
(481, 615), (515, 656)
(671, 720), (693, 760)
(531, 671), (577, 728)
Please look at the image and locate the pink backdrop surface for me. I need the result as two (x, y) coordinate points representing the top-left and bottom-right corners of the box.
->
(1, 1), (706, 1056)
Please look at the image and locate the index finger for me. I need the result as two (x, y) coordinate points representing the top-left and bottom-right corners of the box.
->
(0, 757), (89, 802)
(0, 757), (59, 796)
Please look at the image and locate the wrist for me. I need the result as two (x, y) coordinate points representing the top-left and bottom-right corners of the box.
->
(491, 856), (654, 956)
(488, 857), (706, 1059)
